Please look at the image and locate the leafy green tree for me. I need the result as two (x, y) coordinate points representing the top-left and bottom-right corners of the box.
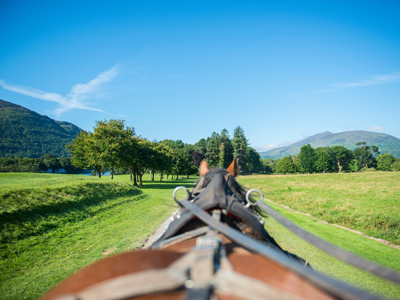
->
(191, 138), (207, 167)
(41, 154), (61, 173)
(119, 136), (140, 185)
(59, 157), (84, 174)
(135, 139), (155, 186)
(353, 142), (380, 170)
(246, 147), (264, 173)
(219, 129), (233, 168)
(276, 156), (295, 174)
(377, 153), (396, 171)
(232, 126), (248, 173)
(161, 140), (194, 179)
(298, 144), (316, 173)
(206, 132), (221, 167)
(331, 146), (353, 173)
(261, 158), (276, 174)
(67, 131), (106, 177)
(314, 148), (333, 173)
(349, 159), (359, 172)
(92, 119), (135, 179)
(292, 155), (301, 173)
(151, 143), (174, 181)
(219, 142), (226, 170)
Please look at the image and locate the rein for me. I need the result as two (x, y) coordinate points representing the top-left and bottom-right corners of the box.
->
(52, 171), (400, 300)
(176, 198), (385, 300)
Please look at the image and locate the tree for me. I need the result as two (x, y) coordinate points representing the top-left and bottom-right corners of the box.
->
(119, 136), (140, 185)
(292, 155), (301, 173)
(377, 153), (396, 171)
(133, 138), (156, 186)
(298, 144), (316, 173)
(92, 119), (135, 179)
(41, 154), (61, 173)
(246, 147), (264, 173)
(152, 143), (174, 182)
(261, 158), (276, 174)
(206, 132), (221, 167)
(161, 140), (194, 179)
(59, 157), (84, 174)
(67, 131), (105, 178)
(353, 142), (380, 170)
(191, 138), (207, 167)
(349, 159), (359, 172)
(219, 129), (233, 168)
(391, 161), (400, 171)
(314, 148), (333, 173)
(232, 126), (248, 173)
(330, 146), (353, 173)
(276, 156), (295, 174)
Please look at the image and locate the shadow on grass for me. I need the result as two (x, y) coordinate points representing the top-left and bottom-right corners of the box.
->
(139, 178), (198, 190)
(0, 182), (143, 247)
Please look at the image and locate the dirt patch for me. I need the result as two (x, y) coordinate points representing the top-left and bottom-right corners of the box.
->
(102, 247), (116, 255)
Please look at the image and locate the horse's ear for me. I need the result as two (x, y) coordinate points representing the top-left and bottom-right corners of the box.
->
(227, 156), (238, 177)
(199, 160), (210, 177)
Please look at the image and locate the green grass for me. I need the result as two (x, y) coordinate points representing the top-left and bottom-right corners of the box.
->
(0, 173), (196, 300)
(261, 201), (400, 299)
(1, 172), (399, 299)
(239, 172), (400, 245)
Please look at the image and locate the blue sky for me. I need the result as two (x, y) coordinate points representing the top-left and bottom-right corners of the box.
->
(1, 0), (399, 151)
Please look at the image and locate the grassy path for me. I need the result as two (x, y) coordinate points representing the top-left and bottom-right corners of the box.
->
(1, 172), (399, 299)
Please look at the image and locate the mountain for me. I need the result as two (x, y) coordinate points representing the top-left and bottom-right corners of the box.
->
(259, 131), (400, 159)
(0, 99), (83, 158)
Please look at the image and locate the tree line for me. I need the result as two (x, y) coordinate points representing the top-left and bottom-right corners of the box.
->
(65, 119), (264, 186)
(0, 154), (84, 173)
(269, 143), (400, 174)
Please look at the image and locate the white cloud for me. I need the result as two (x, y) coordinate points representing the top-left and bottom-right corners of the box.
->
(369, 125), (384, 132)
(314, 72), (400, 94)
(0, 65), (119, 116)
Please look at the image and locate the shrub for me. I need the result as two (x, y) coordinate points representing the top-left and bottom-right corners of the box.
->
(391, 161), (400, 171)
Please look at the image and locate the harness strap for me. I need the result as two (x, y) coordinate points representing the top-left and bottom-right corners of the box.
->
(179, 198), (385, 300)
(152, 226), (210, 249)
(256, 200), (400, 285)
(56, 269), (187, 300)
(184, 210), (223, 300)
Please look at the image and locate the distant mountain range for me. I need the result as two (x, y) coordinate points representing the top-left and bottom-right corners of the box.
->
(0, 99), (82, 158)
(259, 131), (400, 159)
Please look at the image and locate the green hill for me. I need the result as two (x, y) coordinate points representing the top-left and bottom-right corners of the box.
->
(260, 131), (400, 159)
(0, 99), (82, 158)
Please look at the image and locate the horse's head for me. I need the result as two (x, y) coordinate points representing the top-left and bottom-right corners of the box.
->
(156, 157), (270, 245)
(191, 157), (265, 218)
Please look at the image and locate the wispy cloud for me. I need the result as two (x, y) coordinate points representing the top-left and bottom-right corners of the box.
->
(0, 65), (119, 116)
(314, 72), (400, 94)
(369, 125), (384, 132)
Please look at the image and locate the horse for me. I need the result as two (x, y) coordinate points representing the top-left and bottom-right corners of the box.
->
(43, 158), (399, 300)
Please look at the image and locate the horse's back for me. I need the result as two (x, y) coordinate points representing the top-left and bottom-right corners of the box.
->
(43, 235), (334, 300)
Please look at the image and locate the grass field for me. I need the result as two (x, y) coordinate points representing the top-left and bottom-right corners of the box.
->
(239, 171), (400, 245)
(1, 172), (400, 299)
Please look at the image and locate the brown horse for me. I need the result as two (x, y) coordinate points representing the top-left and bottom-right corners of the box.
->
(43, 158), (394, 300)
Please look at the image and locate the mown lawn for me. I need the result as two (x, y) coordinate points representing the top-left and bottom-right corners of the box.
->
(1, 172), (399, 299)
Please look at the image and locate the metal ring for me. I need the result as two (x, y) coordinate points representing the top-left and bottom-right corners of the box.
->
(245, 188), (264, 208)
(173, 186), (191, 206)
